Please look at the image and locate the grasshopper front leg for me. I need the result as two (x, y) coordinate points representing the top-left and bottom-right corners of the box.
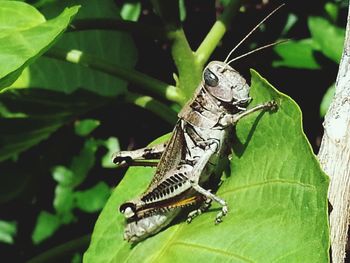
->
(112, 143), (167, 168)
(220, 100), (277, 127)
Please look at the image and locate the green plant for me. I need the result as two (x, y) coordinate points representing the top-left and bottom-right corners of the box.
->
(0, 1), (335, 262)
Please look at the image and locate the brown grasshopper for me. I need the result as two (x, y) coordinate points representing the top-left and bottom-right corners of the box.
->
(113, 5), (283, 243)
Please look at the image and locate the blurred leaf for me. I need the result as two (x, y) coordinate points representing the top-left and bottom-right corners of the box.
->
(84, 70), (329, 262)
(52, 166), (75, 186)
(53, 185), (75, 224)
(71, 253), (82, 263)
(74, 119), (100, 137)
(0, 89), (108, 161)
(273, 39), (321, 69)
(75, 182), (111, 213)
(0, 168), (31, 204)
(27, 0), (137, 96)
(0, 1), (79, 89)
(101, 137), (120, 168)
(32, 0), (59, 8)
(70, 139), (98, 187)
(324, 2), (339, 22)
(281, 13), (297, 36)
(220, 0), (233, 6)
(308, 16), (345, 63)
(120, 1), (141, 22)
(0, 220), (17, 244)
(32, 211), (61, 244)
(320, 83), (335, 117)
(179, 0), (186, 22)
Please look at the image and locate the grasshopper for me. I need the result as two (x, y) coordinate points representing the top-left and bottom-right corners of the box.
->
(113, 5), (283, 243)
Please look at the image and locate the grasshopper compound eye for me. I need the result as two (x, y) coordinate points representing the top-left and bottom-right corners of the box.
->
(204, 68), (219, 87)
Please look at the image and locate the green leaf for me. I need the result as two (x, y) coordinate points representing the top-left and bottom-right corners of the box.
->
(0, 1), (79, 89)
(52, 166), (75, 186)
(320, 83), (335, 117)
(32, 211), (61, 244)
(120, 1), (141, 22)
(74, 119), (100, 137)
(179, 0), (186, 22)
(308, 16), (345, 63)
(0, 89), (108, 161)
(273, 39), (321, 69)
(84, 70), (329, 262)
(324, 2), (339, 22)
(27, 0), (137, 96)
(101, 137), (120, 168)
(75, 182), (111, 213)
(281, 13), (298, 36)
(70, 138), (98, 187)
(53, 185), (75, 223)
(0, 220), (17, 244)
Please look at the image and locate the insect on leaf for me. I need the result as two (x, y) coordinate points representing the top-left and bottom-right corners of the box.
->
(84, 70), (329, 263)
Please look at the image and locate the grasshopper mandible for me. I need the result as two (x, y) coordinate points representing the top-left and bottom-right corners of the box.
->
(113, 5), (283, 243)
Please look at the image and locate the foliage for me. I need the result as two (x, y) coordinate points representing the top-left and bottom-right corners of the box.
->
(273, 3), (345, 116)
(0, 0), (342, 262)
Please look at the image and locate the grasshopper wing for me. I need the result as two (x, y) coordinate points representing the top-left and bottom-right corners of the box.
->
(145, 121), (187, 190)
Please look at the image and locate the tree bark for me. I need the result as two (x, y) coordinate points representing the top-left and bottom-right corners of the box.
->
(317, 2), (350, 262)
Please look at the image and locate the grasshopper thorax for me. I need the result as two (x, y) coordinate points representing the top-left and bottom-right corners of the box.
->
(203, 61), (251, 106)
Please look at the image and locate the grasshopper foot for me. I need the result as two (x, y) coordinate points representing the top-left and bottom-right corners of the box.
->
(266, 100), (278, 112)
(215, 205), (228, 225)
(186, 198), (212, 224)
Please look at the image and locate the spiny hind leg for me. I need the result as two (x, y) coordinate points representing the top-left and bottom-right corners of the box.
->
(186, 197), (212, 223)
(187, 141), (228, 224)
(112, 143), (167, 168)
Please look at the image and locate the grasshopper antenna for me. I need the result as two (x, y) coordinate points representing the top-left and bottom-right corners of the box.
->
(226, 39), (289, 65)
(223, 3), (285, 64)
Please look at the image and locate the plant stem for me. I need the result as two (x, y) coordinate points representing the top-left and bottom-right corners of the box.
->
(195, 0), (241, 67)
(45, 48), (182, 104)
(149, 0), (198, 103)
(168, 29), (201, 103)
(26, 235), (90, 263)
(125, 92), (178, 124)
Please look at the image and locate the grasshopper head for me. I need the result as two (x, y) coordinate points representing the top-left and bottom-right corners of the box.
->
(203, 61), (251, 107)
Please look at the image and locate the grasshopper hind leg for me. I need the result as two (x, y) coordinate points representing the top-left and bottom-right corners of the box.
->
(187, 142), (229, 224)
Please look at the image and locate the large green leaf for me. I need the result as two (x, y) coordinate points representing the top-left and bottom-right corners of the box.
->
(26, 0), (137, 96)
(0, 1), (79, 89)
(0, 88), (109, 161)
(84, 71), (329, 262)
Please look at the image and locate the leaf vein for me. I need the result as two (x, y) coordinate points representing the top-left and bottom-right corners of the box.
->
(219, 179), (315, 196)
(172, 241), (254, 262)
